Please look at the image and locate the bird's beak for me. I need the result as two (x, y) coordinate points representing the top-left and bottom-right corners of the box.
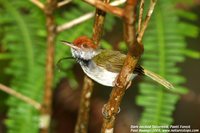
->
(61, 40), (80, 50)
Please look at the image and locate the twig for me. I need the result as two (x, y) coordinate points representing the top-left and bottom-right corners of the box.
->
(57, 0), (72, 8)
(57, 12), (95, 33)
(40, 0), (57, 132)
(57, 0), (126, 33)
(0, 83), (41, 110)
(110, 0), (126, 6)
(101, 0), (143, 132)
(30, 0), (45, 10)
(137, 0), (144, 33)
(75, 0), (110, 132)
(137, 0), (157, 43)
(82, 0), (124, 17)
(74, 76), (94, 133)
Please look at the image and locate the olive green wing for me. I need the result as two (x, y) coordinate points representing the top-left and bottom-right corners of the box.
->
(93, 50), (126, 73)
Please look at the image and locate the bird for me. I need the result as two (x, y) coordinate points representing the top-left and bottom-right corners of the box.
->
(61, 36), (174, 89)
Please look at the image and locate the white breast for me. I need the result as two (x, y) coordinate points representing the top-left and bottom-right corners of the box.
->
(80, 61), (137, 87)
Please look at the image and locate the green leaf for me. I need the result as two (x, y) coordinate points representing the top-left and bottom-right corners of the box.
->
(178, 22), (199, 37)
(101, 40), (113, 49)
(176, 9), (198, 20)
(183, 49), (200, 59)
(0, 53), (13, 60)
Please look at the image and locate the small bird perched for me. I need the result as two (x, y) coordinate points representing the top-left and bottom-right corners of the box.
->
(61, 36), (173, 89)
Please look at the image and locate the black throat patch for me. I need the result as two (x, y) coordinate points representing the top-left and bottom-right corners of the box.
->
(76, 58), (90, 67)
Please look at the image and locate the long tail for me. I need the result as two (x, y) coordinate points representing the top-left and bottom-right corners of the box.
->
(143, 69), (174, 89)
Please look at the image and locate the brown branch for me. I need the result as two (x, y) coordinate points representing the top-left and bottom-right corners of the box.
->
(137, 0), (157, 43)
(92, 0), (110, 46)
(101, 53), (139, 133)
(40, 0), (57, 133)
(137, 0), (144, 33)
(30, 0), (45, 10)
(57, 0), (126, 33)
(75, 0), (110, 132)
(0, 83), (41, 110)
(74, 76), (94, 133)
(101, 0), (143, 132)
(82, 0), (124, 17)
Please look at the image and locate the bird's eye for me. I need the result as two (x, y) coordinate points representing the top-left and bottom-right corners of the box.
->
(82, 44), (88, 48)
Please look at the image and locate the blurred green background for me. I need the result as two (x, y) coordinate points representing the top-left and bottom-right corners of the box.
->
(0, 0), (200, 133)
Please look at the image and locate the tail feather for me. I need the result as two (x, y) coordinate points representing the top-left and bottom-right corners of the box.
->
(143, 69), (174, 89)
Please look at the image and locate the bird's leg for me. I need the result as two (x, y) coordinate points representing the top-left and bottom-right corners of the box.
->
(125, 73), (135, 89)
(125, 80), (132, 90)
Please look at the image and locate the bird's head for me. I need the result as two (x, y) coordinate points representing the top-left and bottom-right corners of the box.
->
(61, 36), (98, 60)
(73, 36), (97, 49)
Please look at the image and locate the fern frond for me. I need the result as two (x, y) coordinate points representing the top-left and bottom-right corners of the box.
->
(136, 0), (199, 130)
(0, 1), (45, 133)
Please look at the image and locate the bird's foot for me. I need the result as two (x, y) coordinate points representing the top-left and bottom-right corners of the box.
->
(125, 80), (132, 90)
(112, 75), (123, 88)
